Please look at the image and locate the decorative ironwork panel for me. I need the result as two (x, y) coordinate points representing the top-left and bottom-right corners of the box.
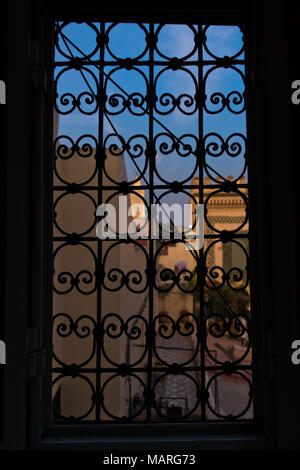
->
(51, 18), (252, 423)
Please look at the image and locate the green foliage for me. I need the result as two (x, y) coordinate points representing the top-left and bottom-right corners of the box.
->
(189, 270), (250, 318)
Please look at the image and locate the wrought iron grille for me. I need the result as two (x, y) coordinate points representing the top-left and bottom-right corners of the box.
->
(51, 18), (252, 424)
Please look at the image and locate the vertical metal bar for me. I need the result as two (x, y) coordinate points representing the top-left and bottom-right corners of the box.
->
(146, 21), (154, 422)
(97, 20), (105, 423)
(198, 20), (206, 422)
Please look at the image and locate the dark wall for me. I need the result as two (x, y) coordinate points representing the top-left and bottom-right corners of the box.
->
(0, 0), (8, 446)
(286, 4), (300, 247)
(1, 0), (300, 451)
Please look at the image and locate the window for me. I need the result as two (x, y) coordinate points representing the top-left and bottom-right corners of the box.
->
(49, 14), (254, 429)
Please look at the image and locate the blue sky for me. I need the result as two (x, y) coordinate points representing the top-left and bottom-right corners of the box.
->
(54, 22), (247, 190)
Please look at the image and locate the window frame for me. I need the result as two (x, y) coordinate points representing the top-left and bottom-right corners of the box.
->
(42, 4), (268, 446)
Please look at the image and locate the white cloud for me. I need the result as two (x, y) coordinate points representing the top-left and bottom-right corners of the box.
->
(156, 24), (197, 59)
